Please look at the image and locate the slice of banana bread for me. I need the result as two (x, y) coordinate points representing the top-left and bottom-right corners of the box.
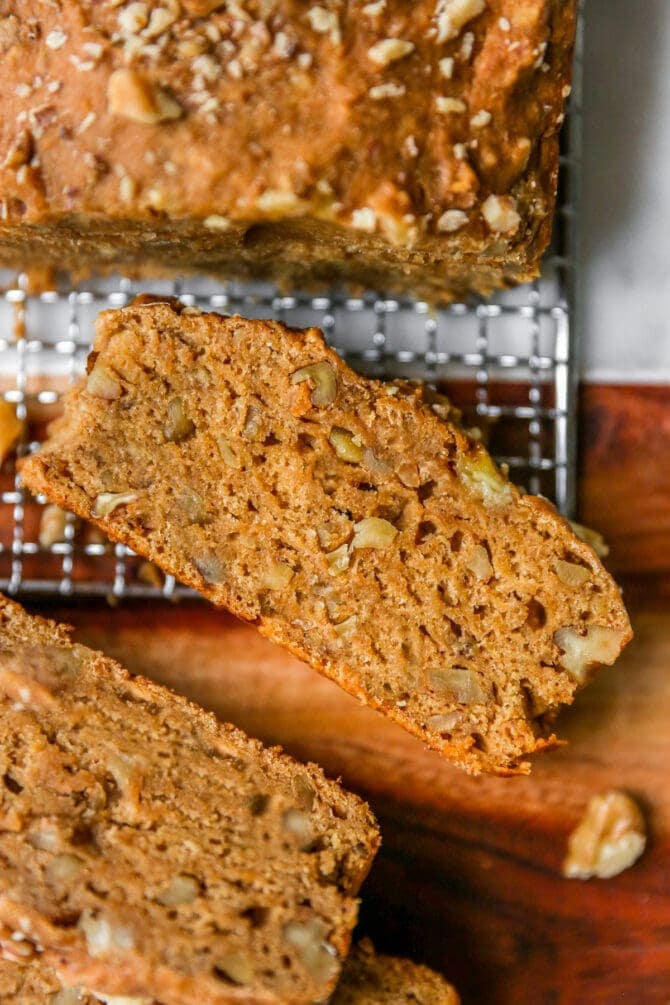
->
(0, 940), (459, 1005)
(20, 299), (632, 775)
(0, 594), (379, 1005)
(332, 941), (459, 1004)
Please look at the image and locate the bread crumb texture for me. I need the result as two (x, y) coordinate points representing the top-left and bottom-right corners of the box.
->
(0, 0), (577, 301)
(19, 300), (632, 775)
(0, 593), (379, 1005)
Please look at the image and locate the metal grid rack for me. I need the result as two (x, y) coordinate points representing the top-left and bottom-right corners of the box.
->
(0, 23), (582, 602)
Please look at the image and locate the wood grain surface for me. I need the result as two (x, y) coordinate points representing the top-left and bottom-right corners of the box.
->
(22, 589), (670, 1005)
(579, 385), (670, 577)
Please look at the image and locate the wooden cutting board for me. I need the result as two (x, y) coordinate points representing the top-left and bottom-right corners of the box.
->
(27, 584), (670, 1005)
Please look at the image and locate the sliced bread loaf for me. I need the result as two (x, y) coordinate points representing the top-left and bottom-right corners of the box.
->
(332, 940), (459, 1004)
(20, 299), (632, 774)
(0, 594), (379, 1005)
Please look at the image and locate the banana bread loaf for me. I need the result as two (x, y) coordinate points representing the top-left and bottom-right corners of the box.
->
(332, 940), (459, 1004)
(20, 299), (632, 775)
(0, 593), (379, 1005)
(0, 0), (576, 302)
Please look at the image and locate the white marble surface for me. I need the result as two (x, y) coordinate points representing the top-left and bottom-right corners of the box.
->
(581, 0), (670, 382)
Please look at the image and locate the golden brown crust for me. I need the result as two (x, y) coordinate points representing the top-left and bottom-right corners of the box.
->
(0, 593), (380, 1005)
(20, 300), (632, 776)
(0, 0), (577, 301)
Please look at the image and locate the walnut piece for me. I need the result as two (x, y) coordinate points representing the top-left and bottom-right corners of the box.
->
(46, 853), (84, 884)
(0, 668), (56, 709)
(214, 950), (255, 986)
(178, 486), (206, 525)
(458, 451), (513, 506)
(333, 614), (357, 638)
(93, 491), (137, 518)
(155, 874), (200, 906)
(48, 990), (84, 1005)
(86, 360), (121, 400)
(427, 711), (462, 733)
(563, 790), (646, 880)
(290, 361), (337, 407)
(261, 560), (294, 591)
(282, 808), (314, 849)
(482, 195), (521, 234)
(555, 559), (590, 587)
(195, 552), (226, 584)
(283, 917), (339, 984)
(569, 520), (610, 558)
(351, 517), (397, 550)
(78, 911), (135, 956)
(218, 435), (242, 469)
(554, 626), (626, 682)
(429, 667), (484, 704)
(329, 427), (363, 463)
(164, 397), (195, 443)
(290, 776), (315, 814)
(326, 542), (350, 576)
(39, 504), (69, 548)
(107, 68), (182, 124)
(466, 544), (493, 581)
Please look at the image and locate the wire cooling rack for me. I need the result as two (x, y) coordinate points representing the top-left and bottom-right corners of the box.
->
(0, 22), (582, 601)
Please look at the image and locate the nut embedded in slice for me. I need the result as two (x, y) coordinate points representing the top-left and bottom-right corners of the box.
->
(553, 626), (627, 683)
(351, 518), (397, 550)
(291, 361), (338, 407)
(92, 491), (137, 518)
(86, 360), (122, 400)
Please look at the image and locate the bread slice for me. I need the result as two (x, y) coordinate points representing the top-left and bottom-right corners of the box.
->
(0, 940), (459, 1005)
(0, 594), (379, 1005)
(20, 298), (632, 775)
(332, 940), (459, 1005)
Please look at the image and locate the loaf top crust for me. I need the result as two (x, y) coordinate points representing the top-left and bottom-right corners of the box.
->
(0, 0), (576, 262)
(332, 940), (459, 1005)
(20, 299), (632, 775)
(0, 593), (379, 1005)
